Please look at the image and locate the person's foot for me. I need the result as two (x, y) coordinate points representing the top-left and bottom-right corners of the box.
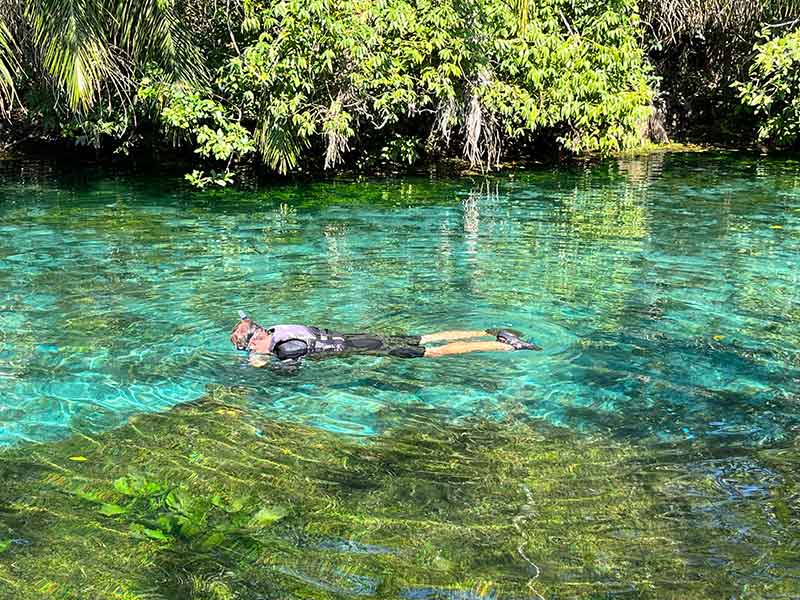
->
(495, 330), (542, 351)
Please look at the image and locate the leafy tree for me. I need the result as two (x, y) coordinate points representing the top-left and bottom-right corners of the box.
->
(142, 0), (653, 183)
(736, 27), (800, 147)
(2, 0), (656, 183)
(638, 0), (800, 140)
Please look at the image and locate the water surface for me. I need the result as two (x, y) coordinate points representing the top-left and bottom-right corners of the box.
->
(1, 153), (799, 598)
(1, 153), (798, 444)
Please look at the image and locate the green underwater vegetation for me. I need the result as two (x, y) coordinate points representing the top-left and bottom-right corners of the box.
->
(1, 386), (799, 600)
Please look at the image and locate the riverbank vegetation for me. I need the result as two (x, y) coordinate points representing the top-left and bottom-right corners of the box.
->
(0, 0), (798, 185)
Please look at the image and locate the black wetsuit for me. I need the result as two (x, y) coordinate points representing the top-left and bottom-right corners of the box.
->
(264, 324), (426, 361)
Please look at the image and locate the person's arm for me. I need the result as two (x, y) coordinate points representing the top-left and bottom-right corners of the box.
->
(247, 337), (309, 368)
(249, 352), (272, 368)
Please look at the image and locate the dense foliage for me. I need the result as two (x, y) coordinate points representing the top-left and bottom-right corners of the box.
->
(1, 0), (653, 183)
(737, 28), (800, 147)
(139, 0), (655, 183)
(639, 0), (800, 141)
(0, 0), (203, 113)
(1, 0), (799, 183)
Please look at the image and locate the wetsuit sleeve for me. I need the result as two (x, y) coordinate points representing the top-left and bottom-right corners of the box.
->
(273, 339), (309, 361)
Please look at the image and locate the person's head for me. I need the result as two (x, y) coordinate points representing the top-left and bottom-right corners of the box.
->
(230, 311), (262, 351)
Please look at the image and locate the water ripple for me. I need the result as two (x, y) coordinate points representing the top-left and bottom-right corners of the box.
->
(0, 154), (799, 446)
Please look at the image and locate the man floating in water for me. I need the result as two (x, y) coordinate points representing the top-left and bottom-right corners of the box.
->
(231, 311), (541, 367)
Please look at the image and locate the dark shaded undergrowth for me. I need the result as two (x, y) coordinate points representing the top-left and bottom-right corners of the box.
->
(1, 386), (798, 599)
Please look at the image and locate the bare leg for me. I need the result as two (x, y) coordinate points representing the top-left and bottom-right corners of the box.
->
(419, 330), (489, 344)
(423, 340), (512, 357)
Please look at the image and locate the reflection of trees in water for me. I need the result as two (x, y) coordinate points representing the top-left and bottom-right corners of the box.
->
(435, 220), (455, 292)
(617, 151), (666, 184)
(323, 222), (353, 283)
(257, 203), (301, 249)
(460, 181), (492, 298)
(432, 157), (800, 443)
(641, 154), (800, 358)
(439, 167), (653, 333)
(562, 156), (655, 241)
(561, 154), (800, 442)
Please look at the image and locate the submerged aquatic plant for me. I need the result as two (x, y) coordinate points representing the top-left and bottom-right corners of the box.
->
(0, 386), (798, 599)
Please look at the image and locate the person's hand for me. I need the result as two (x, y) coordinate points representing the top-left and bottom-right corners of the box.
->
(248, 352), (270, 368)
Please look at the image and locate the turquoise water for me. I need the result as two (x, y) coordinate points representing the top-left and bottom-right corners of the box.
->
(1, 153), (799, 446)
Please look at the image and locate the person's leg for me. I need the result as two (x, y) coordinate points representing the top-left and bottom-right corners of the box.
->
(419, 330), (489, 344)
(423, 340), (513, 357)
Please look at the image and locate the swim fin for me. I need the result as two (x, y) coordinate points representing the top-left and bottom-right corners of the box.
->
(496, 330), (542, 351)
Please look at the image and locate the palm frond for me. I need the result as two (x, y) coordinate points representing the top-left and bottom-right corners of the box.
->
(20, 0), (204, 112)
(255, 114), (308, 174)
(0, 19), (20, 116)
(26, 0), (123, 110)
(110, 0), (207, 85)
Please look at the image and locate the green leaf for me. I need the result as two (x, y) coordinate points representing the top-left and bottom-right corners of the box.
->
(114, 477), (134, 496)
(143, 527), (169, 541)
(155, 515), (175, 534)
(211, 494), (248, 513)
(200, 531), (226, 550)
(114, 475), (163, 497)
(131, 523), (170, 541)
(165, 489), (193, 515)
(98, 503), (128, 517)
(178, 518), (204, 539)
(249, 506), (289, 527)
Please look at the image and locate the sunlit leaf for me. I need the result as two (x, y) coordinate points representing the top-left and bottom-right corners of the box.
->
(97, 503), (128, 517)
(249, 506), (288, 527)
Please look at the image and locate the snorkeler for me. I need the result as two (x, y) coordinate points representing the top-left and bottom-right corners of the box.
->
(231, 311), (541, 368)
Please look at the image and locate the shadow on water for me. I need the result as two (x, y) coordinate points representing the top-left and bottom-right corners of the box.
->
(1, 388), (799, 600)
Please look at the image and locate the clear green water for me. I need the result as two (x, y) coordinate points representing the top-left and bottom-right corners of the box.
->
(1, 153), (800, 599)
(1, 153), (799, 444)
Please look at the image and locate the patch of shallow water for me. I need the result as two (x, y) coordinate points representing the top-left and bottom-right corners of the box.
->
(0, 391), (797, 599)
